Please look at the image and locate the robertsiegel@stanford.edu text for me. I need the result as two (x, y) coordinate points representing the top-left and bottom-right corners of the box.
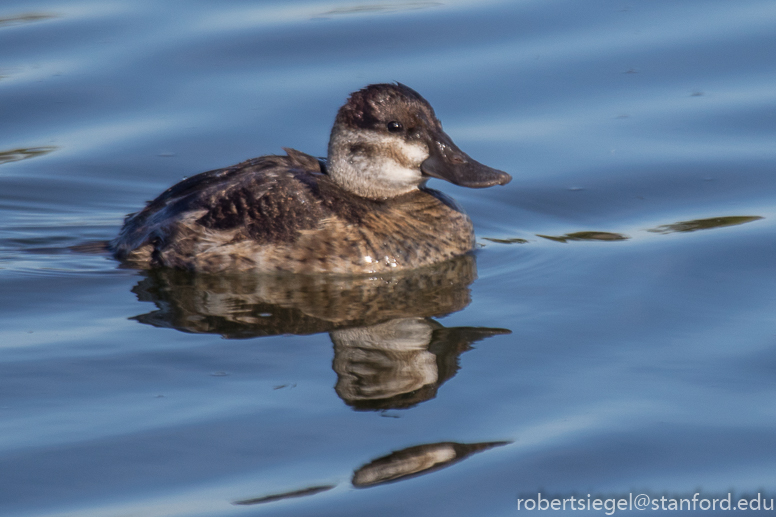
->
(516, 492), (773, 514)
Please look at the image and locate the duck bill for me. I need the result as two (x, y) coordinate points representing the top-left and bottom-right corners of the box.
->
(420, 130), (511, 188)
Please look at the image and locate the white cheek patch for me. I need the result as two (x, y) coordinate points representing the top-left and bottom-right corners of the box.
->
(396, 140), (429, 166)
(348, 133), (428, 186)
(330, 128), (430, 197)
(349, 153), (419, 187)
(370, 136), (428, 186)
(378, 156), (423, 186)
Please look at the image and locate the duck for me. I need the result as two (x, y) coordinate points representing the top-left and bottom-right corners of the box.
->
(111, 83), (511, 274)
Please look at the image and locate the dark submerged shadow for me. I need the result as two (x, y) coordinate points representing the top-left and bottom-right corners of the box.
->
(315, 2), (441, 18)
(233, 484), (336, 506)
(0, 13), (57, 28)
(482, 237), (529, 244)
(647, 215), (763, 234)
(231, 440), (511, 505)
(130, 255), (511, 409)
(537, 231), (629, 243)
(478, 216), (763, 248)
(352, 441), (511, 488)
(0, 146), (57, 165)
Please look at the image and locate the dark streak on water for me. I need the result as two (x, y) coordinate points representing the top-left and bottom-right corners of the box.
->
(1, 1), (776, 516)
(233, 484), (337, 506)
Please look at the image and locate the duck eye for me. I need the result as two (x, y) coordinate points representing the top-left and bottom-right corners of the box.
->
(386, 121), (403, 133)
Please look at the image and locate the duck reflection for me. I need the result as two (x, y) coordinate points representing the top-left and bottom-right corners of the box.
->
(130, 255), (510, 409)
(333, 319), (507, 410)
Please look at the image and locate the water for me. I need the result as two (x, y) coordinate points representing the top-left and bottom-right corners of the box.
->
(1, 0), (775, 515)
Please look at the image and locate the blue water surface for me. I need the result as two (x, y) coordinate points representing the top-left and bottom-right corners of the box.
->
(1, 1), (775, 516)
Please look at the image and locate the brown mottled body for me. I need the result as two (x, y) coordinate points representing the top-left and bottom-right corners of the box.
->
(112, 149), (474, 274)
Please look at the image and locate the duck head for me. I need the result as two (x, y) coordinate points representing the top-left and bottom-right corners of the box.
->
(327, 83), (511, 199)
